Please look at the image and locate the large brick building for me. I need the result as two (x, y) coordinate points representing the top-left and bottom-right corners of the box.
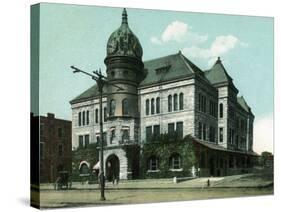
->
(70, 9), (257, 180)
(37, 113), (72, 183)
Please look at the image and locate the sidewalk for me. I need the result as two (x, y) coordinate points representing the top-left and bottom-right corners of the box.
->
(40, 173), (273, 190)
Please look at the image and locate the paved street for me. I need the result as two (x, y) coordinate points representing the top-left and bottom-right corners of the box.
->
(36, 173), (273, 208)
(38, 187), (273, 208)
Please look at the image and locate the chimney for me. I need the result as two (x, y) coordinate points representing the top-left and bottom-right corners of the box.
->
(47, 113), (55, 118)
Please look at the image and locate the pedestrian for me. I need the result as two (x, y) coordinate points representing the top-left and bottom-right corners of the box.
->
(112, 175), (115, 186)
(207, 179), (210, 187)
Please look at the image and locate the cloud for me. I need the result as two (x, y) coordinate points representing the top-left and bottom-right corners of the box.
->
(150, 21), (208, 45)
(150, 36), (162, 45)
(253, 115), (274, 154)
(182, 35), (240, 66)
(161, 21), (189, 43)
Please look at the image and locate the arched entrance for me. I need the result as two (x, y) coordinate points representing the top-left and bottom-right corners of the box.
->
(106, 154), (120, 182)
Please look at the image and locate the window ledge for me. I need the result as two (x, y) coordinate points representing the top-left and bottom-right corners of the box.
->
(169, 168), (183, 172)
(147, 170), (160, 173)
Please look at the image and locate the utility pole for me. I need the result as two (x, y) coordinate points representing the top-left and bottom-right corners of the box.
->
(71, 66), (123, 201)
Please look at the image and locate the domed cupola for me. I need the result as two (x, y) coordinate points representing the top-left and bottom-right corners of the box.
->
(106, 8), (143, 60)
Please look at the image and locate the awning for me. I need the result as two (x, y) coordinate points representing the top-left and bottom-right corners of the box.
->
(93, 161), (100, 170)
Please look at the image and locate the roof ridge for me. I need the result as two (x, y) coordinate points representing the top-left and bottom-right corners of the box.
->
(143, 52), (179, 63)
(179, 51), (197, 74)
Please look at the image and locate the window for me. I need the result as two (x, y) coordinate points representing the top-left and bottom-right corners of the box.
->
(122, 129), (129, 142)
(122, 98), (129, 115)
(219, 127), (223, 142)
(176, 122), (183, 139)
(58, 144), (63, 156)
(151, 98), (155, 115)
(86, 110), (89, 125)
(168, 95), (172, 112)
(153, 125), (160, 140)
(203, 124), (206, 140)
(209, 100), (217, 117)
(145, 99), (150, 115)
(104, 107), (107, 122)
(179, 93), (184, 110)
(78, 112), (81, 126)
(219, 103), (223, 118)
(203, 96), (206, 112)
(110, 129), (115, 144)
(199, 94), (202, 111)
(199, 93), (206, 113)
(110, 99), (116, 116)
(156, 97), (160, 114)
(209, 126), (215, 143)
(95, 108), (99, 123)
(82, 111), (85, 125)
(58, 127), (62, 138)
(146, 126), (152, 142)
(168, 123), (175, 136)
(79, 135), (83, 148)
(173, 94), (178, 111)
(198, 122), (202, 139)
(170, 153), (181, 169)
(235, 135), (239, 147)
(85, 134), (89, 147)
(231, 129), (234, 144)
(147, 156), (159, 171)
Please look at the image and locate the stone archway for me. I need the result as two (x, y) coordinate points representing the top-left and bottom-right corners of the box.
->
(105, 154), (120, 182)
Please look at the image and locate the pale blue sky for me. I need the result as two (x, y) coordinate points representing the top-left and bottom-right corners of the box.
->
(37, 3), (273, 126)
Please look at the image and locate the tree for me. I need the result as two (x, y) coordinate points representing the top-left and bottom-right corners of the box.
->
(259, 151), (273, 166)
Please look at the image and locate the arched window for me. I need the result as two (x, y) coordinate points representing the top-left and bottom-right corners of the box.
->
(179, 93), (184, 110)
(168, 95), (172, 112)
(104, 107), (107, 122)
(110, 99), (116, 116)
(169, 153), (181, 169)
(147, 156), (159, 171)
(86, 111), (89, 125)
(145, 99), (150, 115)
(174, 94), (178, 111)
(95, 108), (99, 123)
(82, 111), (85, 125)
(78, 112), (82, 126)
(122, 98), (129, 115)
(156, 97), (160, 114)
(219, 103), (223, 118)
(151, 98), (155, 115)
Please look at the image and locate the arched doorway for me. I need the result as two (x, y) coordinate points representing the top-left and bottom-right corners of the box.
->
(106, 154), (120, 182)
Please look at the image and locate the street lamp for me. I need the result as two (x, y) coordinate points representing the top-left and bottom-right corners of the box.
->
(71, 65), (123, 201)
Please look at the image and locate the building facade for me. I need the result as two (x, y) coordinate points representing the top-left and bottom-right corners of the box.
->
(70, 9), (256, 180)
(37, 113), (72, 183)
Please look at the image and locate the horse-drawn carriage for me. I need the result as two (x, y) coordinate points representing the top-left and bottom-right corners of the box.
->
(54, 171), (72, 190)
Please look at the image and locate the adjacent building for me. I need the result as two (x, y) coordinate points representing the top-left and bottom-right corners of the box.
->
(70, 9), (257, 180)
(37, 113), (72, 183)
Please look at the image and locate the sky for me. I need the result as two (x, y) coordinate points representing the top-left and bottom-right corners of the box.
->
(35, 3), (274, 154)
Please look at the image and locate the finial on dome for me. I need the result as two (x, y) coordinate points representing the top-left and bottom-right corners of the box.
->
(122, 8), (128, 25)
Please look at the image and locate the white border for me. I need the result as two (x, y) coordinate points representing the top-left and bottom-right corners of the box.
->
(0, 0), (280, 211)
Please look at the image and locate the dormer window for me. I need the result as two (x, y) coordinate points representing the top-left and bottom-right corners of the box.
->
(155, 65), (171, 75)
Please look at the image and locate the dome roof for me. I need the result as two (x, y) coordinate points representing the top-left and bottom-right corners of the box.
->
(106, 9), (143, 60)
